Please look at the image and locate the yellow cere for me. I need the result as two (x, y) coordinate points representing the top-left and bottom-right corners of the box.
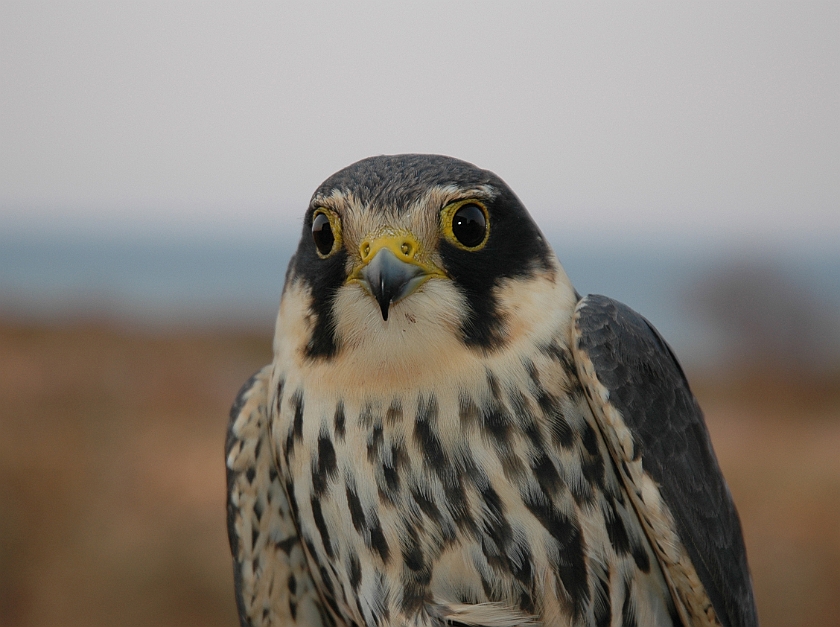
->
(359, 232), (420, 264)
(347, 229), (447, 282)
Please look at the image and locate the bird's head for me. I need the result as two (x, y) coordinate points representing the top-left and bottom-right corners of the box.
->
(276, 155), (577, 377)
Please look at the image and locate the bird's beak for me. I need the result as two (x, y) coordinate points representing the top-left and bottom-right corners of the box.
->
(348, 232), (446, 321)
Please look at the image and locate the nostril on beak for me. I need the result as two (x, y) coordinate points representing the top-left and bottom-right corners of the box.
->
(400, 242), (412, 257)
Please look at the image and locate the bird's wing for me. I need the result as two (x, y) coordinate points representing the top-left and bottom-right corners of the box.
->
(571, 295), (757, 627)
(226, 366), (329, 627)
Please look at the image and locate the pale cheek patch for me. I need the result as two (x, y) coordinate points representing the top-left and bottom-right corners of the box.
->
(492, 255), (576, 348)
(274, 280), (316, 361)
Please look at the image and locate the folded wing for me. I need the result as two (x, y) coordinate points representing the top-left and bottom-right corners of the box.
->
(572, 295), (757, 627)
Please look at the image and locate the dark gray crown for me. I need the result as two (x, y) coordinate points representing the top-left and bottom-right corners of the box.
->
(311, 154), (503, 210)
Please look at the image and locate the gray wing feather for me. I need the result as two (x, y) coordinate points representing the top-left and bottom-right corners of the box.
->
(226, 366), (329, 627)
(573, 295), (757, 627)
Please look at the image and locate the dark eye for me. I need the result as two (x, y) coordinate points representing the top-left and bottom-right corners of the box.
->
(451, 203), (487, 248)
(312, 212), (335, 255)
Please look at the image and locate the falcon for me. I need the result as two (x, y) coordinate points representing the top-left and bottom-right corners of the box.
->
(226, 155), (757, 627)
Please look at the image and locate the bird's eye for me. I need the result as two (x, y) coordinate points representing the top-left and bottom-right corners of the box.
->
(312, 211), (336, 256)
(450, 203), (487, 248)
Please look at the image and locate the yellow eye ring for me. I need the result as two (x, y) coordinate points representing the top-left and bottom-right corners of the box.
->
(311, 208), (343, 258)
(441, 199), (490, 251)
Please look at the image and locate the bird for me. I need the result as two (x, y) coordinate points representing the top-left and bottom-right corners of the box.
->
(225, 154), (758, 627)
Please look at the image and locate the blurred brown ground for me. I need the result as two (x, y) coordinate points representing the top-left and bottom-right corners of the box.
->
(1, 319), (838, 627)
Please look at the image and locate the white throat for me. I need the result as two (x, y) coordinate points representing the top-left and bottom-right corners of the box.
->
(273, 254), (579, 402)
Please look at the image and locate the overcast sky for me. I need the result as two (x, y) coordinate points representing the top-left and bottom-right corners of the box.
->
(1, 2), (837, 247)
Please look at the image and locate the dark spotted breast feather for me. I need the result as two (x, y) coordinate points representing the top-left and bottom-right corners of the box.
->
(226, 366), (332, 627)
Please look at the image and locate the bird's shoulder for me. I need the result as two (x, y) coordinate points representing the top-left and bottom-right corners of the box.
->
(571, 294), (758, 627)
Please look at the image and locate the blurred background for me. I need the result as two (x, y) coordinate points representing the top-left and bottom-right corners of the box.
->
(1, 2), (838, 626)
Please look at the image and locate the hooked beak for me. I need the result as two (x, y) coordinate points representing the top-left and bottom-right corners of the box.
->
(348, 232), (445, 321)
(362, 248), (426, 320)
